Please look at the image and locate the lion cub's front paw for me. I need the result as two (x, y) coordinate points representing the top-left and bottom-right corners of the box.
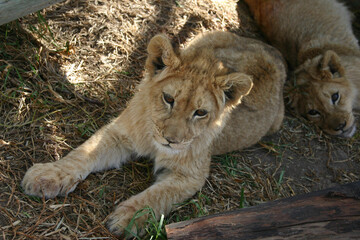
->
(107, 204), (148, 237)
(22, 162), (80, 198)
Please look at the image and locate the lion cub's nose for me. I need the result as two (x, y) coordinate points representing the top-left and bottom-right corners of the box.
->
(334, 121), (346, 131)
(165, 137), (179, 144)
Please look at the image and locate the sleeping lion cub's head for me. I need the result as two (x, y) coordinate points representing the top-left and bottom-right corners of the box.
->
(289, 50), (356, 137)
(138, 33), (253, 154)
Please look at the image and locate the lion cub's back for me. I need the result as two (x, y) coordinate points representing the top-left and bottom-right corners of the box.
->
(211, 37), (286, 155)
(245, 0), (358, 67)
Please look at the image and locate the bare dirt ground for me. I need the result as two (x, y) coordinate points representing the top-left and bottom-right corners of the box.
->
(0, 0), (359, 239)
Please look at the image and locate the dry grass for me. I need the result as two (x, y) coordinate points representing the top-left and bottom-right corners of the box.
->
(0, 0), (359, 239)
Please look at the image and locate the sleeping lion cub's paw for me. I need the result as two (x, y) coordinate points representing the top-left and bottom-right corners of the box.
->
(22, 162), (80, 198)
(107, 202), (148, 237)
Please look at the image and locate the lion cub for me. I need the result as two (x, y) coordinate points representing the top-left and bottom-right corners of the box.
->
(22, 31), (285, 235)
(245, 0), (360, 137)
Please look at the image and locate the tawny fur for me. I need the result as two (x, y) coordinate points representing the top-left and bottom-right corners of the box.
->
(21, 31), (285, 235)
(245, 0), (360, 137)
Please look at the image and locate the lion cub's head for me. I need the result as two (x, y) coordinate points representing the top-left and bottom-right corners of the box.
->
(288, 50), (356, 137)
(139, 33), (253, 154)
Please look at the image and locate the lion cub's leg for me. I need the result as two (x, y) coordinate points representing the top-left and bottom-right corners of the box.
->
(107, 159), (209, 236)
(22, 119), (133, 198)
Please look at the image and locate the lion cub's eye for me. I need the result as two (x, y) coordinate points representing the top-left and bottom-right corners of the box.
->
(194, 109), (208, 117)
(331, 92), (340, 104)
(308, 109), (320, 116)
(163, 93), (174, 107)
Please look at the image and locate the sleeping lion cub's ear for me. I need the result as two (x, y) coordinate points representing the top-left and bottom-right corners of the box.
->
(145, 34), (180, 76)
(216, 72), (253, 107)
(319, 50), (345, 79)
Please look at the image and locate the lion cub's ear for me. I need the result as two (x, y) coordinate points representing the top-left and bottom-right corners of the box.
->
(319, 50), (345, 79)
(216, 73), (253, 107)
(145, 34), (180, 76)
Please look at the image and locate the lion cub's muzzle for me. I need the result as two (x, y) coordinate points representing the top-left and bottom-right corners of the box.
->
(332, 121), (356, 138)
(340, 123), (356, 138)
(322, 114), (356, 138)
(154, 133), (192, 152)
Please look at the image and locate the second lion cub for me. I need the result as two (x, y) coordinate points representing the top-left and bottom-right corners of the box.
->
(245, 0), (360, 137)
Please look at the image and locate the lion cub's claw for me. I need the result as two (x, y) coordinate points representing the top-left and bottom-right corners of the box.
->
(22, 162), (79, 199)
(107, 204), (147, 237)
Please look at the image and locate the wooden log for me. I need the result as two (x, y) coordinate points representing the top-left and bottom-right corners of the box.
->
(166, 181), (360, 239)
(0, 0), (65, 26)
